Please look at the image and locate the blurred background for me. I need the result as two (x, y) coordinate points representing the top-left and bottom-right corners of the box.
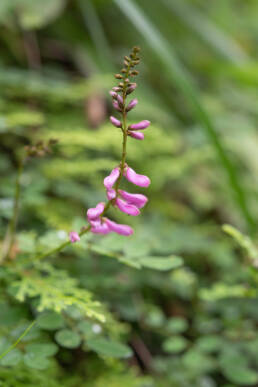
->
(1, 0), (258, 386)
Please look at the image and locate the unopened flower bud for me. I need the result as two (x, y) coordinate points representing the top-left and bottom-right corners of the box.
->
(110, 116), (122, 128)
(129, 120), (150, 131)
(126, 98), (138, 112)
(128, 131), (144, 140)
(126, 83), (137, 95)
(115, 74), (123, 79)
(116, 94), (123, 106)
(69, 231), (80, 243)
(109, 91), (117, 98)
(112, 100), (122, 112)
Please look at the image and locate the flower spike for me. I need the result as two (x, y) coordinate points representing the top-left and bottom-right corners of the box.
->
(82, 46), (151, 237)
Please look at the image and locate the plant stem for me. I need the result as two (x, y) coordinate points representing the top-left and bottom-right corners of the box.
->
(0, 320), (36, 361)
(1, 158), (25, 263)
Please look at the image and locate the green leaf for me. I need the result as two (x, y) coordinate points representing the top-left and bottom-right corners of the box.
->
(138, 255), (183, 271)
(55, 329), (81, 349)
(87, 338), (132, 359)
(36, 311), (65, 331)
(166, 317), (188, 334)
(162, 336), (188, 353)
(196, 335), (222, 353)
(222, 366), (258, 385)
(25, 343), (58, 357)
(23, 352), (50, 370)
(0, 349), (22, 366)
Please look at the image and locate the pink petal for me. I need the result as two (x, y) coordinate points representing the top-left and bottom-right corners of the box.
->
(69, 231), (80, 243)
(126, 98), (138, 112)
(126, 83), (137, 95)
(128, 131), (144, 140)
(110, 116), (122, 128)
(109, 91), (117, 98)
(118, 190), (148, 209)
(106, 188), (116, 200)
(116, 94), (123, 106)
(91, 222), (111, 234)
(124, 166), (151, 188)
(112, 100), (122, 112)
(116, 197), (140, 216)
(104, 218), (134, 236)
(103, 167), (120, 190)
(129, 120), (150, 131)
(87, 202), (105, 221)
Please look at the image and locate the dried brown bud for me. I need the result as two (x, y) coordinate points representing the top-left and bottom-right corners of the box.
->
(121, 69), (127, 73)
(118, 82), (124, 88)
(124, 60), (129, 67)
(130, 70), (139, 76)
(115, 74), (123, 79)
(124, 55), (130, 62)
(133, 46), (140, 53)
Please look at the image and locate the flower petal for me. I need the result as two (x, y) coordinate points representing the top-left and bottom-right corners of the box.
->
(124, 166), (151, 188)
(119, 190), (148, 209)
(116, 197), (140, 216)
(103, 167), (120, 190)
(128, 131), (144, 140)
(104, 218), (134, 236)
(87, 202), (105, 221)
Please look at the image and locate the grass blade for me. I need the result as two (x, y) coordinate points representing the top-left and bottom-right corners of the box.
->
(161, 0), (248, 64)
(113, 0), (255, 231)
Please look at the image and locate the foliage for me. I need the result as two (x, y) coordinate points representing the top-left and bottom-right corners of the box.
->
(1, 0), (258, 386)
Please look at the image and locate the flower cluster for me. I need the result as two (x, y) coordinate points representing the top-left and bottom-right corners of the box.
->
(69, 47), (150, 242)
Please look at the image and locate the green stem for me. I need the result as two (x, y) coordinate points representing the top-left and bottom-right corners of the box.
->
(1, 158), (25, 262)
(0, 320), (36, 361)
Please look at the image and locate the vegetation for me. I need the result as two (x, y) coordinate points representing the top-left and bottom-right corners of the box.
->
(1, 1), (258, 386)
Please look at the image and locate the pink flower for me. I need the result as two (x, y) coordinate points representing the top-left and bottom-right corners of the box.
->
(124, 166), (151, 188)
(104, 218), (133, 236)
(126, 98), (138, 112)
(116, 197), (140, 216)
(116, 94), (123, 106)
(69, 231), (80, 243)
(110, 116), (122, 128)
(106, 188), (116, 200)
(126, 83), (137, 94)
(104, 167), (120, 190)
(119, 190), (148, 209)
(128, 131), (144, 140)
(87, 202), (105, 221)
(129, 120), (150, 131)
(91, 221), (111, 234)
(109, 91), (117, 98)
(112, 100), (122, 112)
